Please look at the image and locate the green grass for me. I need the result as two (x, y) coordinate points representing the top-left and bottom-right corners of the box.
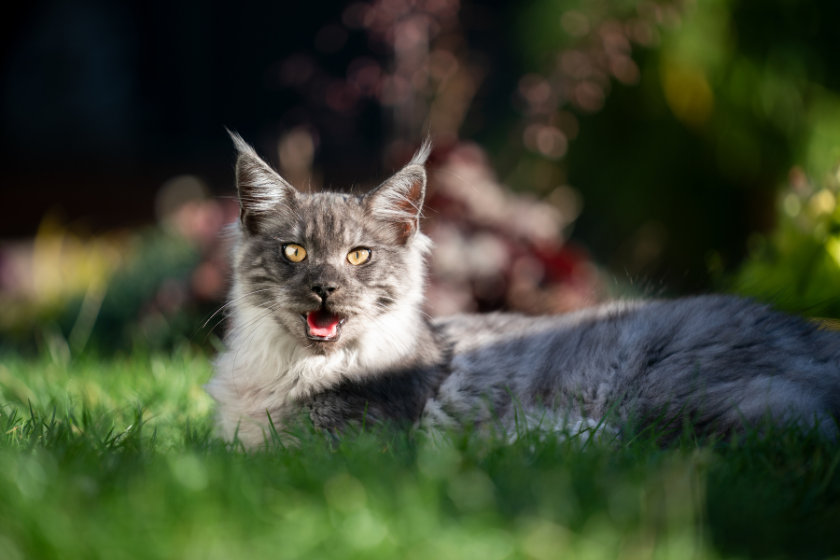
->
(1, 349), (839, 560)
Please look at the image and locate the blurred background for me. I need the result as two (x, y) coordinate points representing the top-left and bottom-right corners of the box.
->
(2, 0), (840, 356)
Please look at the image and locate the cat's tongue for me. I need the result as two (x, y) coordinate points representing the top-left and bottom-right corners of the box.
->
(307, 309), (341, 338)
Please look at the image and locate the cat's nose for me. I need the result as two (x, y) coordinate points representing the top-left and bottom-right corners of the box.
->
(311, 284), (338, 299)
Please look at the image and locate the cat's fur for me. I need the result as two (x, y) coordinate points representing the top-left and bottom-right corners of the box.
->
(206, 134), (840, 448)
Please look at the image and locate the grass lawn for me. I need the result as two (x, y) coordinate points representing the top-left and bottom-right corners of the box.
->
(1, 348), (839, 560)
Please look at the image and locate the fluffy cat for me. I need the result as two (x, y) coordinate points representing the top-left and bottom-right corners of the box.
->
(206, 134), (840, 449)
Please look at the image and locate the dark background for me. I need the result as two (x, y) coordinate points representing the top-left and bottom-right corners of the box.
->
(0, 1), (516, 236)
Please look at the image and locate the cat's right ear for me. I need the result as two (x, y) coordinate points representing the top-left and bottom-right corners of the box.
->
(228, 130), (297, 235)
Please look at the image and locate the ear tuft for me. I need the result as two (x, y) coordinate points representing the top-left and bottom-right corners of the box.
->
(409, 136), (433, 167)
(228, 128), (259, 159)
(227, 129), (296, 235)
(365, 140), (431, 245)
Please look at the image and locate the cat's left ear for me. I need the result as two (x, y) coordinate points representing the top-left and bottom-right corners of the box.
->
(365, 139), (432, 245)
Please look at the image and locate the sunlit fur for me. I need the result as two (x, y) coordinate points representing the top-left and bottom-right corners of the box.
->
(208, 134), (840, 449)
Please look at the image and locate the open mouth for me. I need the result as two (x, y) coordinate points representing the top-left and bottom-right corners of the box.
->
(303, 309), (345, 341)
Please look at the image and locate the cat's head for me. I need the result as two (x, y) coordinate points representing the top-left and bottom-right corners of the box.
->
(227, 132), (432, 355)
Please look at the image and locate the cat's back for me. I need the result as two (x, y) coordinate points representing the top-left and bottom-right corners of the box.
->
(429, 295), (840, 427)
(435, 295), (839, 360)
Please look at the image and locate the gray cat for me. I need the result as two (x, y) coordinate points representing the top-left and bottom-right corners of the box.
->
(206, 134), (840, 449)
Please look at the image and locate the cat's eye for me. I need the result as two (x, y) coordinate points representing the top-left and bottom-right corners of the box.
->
(347, 248), (371, 266)
(283, 244), (307, 263)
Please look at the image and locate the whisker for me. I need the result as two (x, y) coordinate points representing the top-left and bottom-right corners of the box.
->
(202, 314), (230, 344)
(203, 294), (275, 343)
(200, 288), (272, 330)
(228, 302), (281, 342)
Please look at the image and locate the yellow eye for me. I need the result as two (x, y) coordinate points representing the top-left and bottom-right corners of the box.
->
(347, 248), (371, 266)
(283, 244), (307, 263)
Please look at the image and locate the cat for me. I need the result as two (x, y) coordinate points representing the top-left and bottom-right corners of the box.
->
(206, 133), (840, 449)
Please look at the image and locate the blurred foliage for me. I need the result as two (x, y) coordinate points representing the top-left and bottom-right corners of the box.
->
(489, 0), (840, 300)
(67, 227), (207, 351)
(732, 167), (840, 319)
(0, 223), (212, 356)
(0, 178), (233, 355)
